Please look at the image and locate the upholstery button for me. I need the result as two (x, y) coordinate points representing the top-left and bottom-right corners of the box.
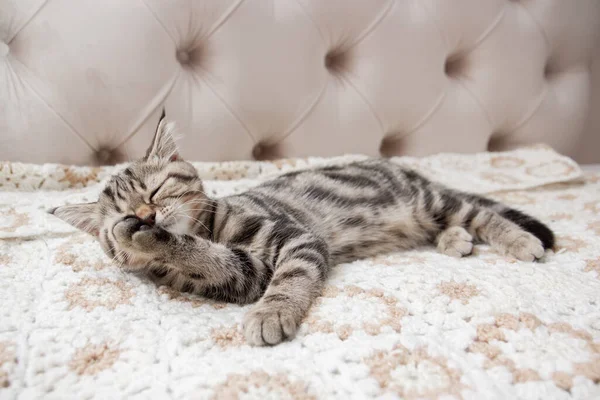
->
(380, 134), (405, 158)
(0, 42), (9, 57)
(252, 143), (264, 160)
(94, 147), (123, 165)
(252, 142), (281, 160)
(444, 57), (464, 78)
(176, 50), (191, 65)
(544, 63), (555, 79)
(325, 51), (347, 72)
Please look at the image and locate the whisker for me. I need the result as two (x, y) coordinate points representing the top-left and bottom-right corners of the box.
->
(168, 195), (213, 214)
(174, 212), (210, 233)
(182, 199), (214, 206)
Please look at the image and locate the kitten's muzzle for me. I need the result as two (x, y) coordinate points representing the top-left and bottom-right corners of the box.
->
(135, 204), (156, 226)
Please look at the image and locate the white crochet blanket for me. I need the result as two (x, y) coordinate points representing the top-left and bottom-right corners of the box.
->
(1, 146), (599, 400)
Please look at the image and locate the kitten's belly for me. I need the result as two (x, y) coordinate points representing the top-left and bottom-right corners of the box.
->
(308, 203), (427, 264)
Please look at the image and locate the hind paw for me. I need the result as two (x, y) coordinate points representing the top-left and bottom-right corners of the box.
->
(503, 233), (545, 262)
(437, 226), (474, 258)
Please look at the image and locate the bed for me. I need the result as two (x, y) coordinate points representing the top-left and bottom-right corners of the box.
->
(1, 146), (598, 399)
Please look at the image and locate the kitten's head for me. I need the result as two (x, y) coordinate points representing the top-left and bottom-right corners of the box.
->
(50, 110), (209, 268)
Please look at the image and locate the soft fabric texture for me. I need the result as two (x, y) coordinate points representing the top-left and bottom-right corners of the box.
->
(1, 147), (599, 399)
(1, 1), (599, 164)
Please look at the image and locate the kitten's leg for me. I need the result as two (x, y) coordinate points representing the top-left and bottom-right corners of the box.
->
(466, 208), (544, 261)
(243, 233), (329, 346)
(127, 225), (273, 304)
(118, 220), (329, 345)
(436, 226), (473, 258)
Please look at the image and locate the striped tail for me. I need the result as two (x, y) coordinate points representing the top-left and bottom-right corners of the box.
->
(498, 207), (555, 250)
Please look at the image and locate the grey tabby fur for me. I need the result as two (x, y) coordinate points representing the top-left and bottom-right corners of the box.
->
(50, 112), (555, 346)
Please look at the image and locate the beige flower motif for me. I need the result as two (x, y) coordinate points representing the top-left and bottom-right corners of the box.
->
(513, 368), (541, 383)
(59, 166), (101, 187)
(556, 236), (588, 252)
(366, 344), (466, 399)
(573, 359), (600, 384)
(69, 343), (120, 375)
(468, 342), (501, 360)
(0, 208), (29, 233)
(584, 257), (600, 275)
(476, 323), (506, 342)
(437, 281), (480, 304)
(65, 277), (134, 311)
(587, 221), (600, 236)
(547, 322), (593, 342)
(212, 370), (315, 400)
(584, 173), (600, 184)
(468, 313), (599, 389)
(525, 160), (576, 178)
(480, 172), (520, 185)
(158, 286), (227, 309)
(490, 156), (525, 169)
(207, 165), (250, 180)
(556, 193), (578, 201)
(306, 285), (405, 340)
(54, 234), (110, 272)
(211, 325), (245, 348)
(552, 371), (573, 391)
(271, 158), (299, 169)
(0, 254), (12, 266)
(585, 201), (600, 214)
(0, 341), (16, 388)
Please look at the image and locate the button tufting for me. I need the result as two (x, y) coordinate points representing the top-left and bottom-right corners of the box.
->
(252, 143), (264, 160)
(444, 57), (465, 78)
(325, 51), (347, 73)
(252, 142), (282, 160)
(94, 147), (123, 165)
(544, 62), (556, 79)
(380, 134), (406, 158)
(0, 0), (596, 164)
(176, 50), (191, 65)
(0, 42), (9, 57)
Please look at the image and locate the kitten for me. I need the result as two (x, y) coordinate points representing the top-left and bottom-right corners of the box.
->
(50, 111), (554, 346)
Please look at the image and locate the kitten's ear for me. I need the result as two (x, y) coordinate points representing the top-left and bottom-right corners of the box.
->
(48, 203), (100, 236)
(145, 108), (181, 162)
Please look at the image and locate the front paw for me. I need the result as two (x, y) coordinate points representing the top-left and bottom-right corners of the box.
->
(243, 302), (298, 346)
(113, 217), (171, 253)
(132, 226), (172, 253)
(113, 216), (145, 244)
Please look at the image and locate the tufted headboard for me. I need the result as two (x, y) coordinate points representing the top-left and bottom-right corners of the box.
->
(1, 0), (599, 165)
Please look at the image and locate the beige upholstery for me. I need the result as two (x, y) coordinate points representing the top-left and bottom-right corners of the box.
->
(1, 0), (599, 165)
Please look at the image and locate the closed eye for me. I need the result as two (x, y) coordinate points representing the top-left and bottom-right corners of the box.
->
(149, 184), (165, 202)
(149, 173), (196, 202)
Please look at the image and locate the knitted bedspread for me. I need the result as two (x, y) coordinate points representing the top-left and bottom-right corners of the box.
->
(1, 146), (599, 400)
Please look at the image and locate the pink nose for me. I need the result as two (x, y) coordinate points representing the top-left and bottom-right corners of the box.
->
(135, 205), (156, 225)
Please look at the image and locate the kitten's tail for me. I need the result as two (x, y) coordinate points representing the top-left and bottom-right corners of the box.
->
(456, 190), (554, 250)
(495, 206), (555, 249)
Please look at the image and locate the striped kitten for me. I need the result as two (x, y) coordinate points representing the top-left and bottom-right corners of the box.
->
(50, 112), (554, 346)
